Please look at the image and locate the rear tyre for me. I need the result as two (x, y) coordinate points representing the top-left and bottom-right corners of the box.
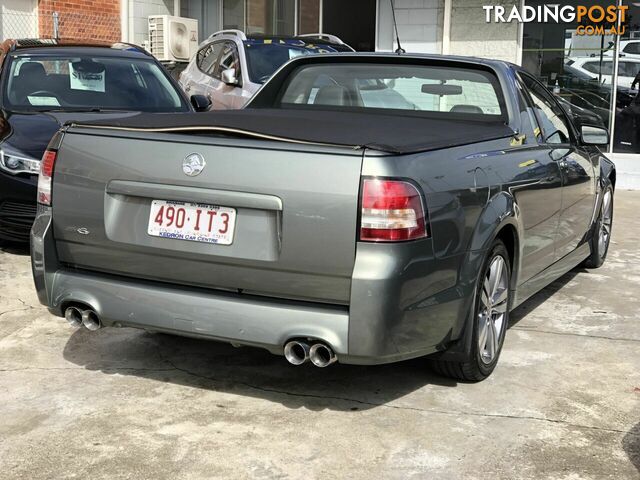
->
(584, 184), (614, 269)
(430, 240), (511, 382)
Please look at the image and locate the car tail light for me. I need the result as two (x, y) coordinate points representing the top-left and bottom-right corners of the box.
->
(37, 150), (57, 206)
(37, 130), (64, 206)
(360, 178), (428, 242)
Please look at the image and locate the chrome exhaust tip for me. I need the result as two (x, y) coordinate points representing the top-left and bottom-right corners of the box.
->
(64, 306), (83, 328)
(81, 310), (101, 331)
(284, 340), (310, 365)
(309, 343), (337, 368)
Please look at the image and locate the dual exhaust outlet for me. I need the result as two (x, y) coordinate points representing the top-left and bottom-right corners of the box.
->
(284, 340), (337, 368)
(66, 306), (334, 367)
(64, 306), (101, 331)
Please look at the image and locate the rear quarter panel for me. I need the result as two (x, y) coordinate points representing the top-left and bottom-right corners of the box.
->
(351, 136), (537, 357)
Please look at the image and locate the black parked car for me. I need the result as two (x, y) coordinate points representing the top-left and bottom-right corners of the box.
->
(0, 39), (195, 243)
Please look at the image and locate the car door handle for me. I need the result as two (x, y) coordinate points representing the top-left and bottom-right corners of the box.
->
(185, 85), (191, 92)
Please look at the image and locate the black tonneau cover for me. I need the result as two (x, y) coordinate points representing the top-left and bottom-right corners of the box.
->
(72, 109), (515, 154)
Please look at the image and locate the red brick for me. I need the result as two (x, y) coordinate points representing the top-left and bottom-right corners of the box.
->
(38, 0), (120, 42)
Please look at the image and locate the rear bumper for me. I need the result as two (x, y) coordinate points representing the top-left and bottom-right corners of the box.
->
(46, 269), (350, 356)
(32, 207), (478, 365)
(0, 171), (37, 242)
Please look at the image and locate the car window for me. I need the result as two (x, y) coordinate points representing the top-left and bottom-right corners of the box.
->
(620, 61), (640, 77)
(197, 42), (223, 75)
(243, 41), (340, 84)
(623, 42), (640, 54)
(583, 61), (613, 75)
(279, 63), (507, 121)
(520, 73), (572, 144)
(213, 42), (240, 80)
(3, 54), (189, 112)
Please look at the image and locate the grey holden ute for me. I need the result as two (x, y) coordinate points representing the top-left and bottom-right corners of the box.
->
(31, 53), (615, 381)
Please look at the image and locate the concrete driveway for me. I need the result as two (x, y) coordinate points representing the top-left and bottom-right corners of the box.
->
(0, 192), (638, 480)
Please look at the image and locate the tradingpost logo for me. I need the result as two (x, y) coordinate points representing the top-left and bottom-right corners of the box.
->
(483, 3), (628, 35)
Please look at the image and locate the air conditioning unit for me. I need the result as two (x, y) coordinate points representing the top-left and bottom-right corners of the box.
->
(148, 15), (198, 62)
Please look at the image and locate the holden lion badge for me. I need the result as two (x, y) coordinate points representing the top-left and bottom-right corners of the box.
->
(182, 153), (206, 177)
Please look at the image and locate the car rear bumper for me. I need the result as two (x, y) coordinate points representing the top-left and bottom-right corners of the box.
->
(0, 171), (37, 242)
(46, 268), (351, 355)
(32, 207), (479, 365)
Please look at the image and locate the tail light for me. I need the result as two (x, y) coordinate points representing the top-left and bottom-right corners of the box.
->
(37, 130), (64, 206)
(37, 150), (56, 205)
(359, 178), (428, 242)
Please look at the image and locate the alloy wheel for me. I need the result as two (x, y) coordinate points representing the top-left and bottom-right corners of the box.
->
(477, 255), (509, 365)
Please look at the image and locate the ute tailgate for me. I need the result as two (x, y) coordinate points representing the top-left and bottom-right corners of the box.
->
(51, 128), (364, 304)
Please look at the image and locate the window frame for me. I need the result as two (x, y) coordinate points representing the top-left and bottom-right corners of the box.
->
(582, 60), (614, 76)
(517, 71), (577, 146)
(213, 41), (242, 85)
(619, 61), (640, 77)
(196, 41), (225, 78)
(622, 41), (640, 55)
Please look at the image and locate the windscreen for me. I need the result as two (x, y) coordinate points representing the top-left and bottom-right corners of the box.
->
(244, 41), (344, 84)
(3, 54), (189, 112)
(279, 63), (507, 121)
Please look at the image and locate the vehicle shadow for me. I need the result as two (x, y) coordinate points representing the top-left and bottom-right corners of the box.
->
(509, 270), (580, 326)
(61, 268), (583, 411)
(62, 327), (457, 412)
(0, 240), (30, 256)
(623, 421), (640, 473)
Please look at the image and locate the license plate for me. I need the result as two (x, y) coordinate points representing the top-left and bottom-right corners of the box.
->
(147, 200), (236, 245)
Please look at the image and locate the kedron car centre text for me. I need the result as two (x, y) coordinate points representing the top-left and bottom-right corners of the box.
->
(483, 4), (628, 35)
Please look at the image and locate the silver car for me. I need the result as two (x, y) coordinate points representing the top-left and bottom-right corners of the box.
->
(179, 30), (353, 110)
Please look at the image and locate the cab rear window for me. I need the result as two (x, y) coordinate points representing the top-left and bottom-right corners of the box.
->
(279, 63), (507, 121)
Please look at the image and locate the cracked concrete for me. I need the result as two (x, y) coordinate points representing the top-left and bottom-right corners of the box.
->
(0, 192), (639, 480)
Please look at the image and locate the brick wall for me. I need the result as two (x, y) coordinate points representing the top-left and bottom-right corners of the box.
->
(247, 0), (267, 34)
(38, 0), (121, 43)
(298, 0), (320, 35)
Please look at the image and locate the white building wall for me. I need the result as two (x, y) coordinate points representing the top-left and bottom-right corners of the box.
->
(0, 0), (38, 40)
(609, 154), (640, 190)
(448, 0), (519, 63)
(377, 0), (444, 54)
(128, 0), (176, 46)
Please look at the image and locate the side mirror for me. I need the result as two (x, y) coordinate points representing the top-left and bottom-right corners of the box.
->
(190, 94), (211, 112)
(221, 68), (238, 86)
(581, 125), (609, 146)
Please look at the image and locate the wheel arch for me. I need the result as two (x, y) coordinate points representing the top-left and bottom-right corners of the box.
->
(467, 191), (524, 290)
(600, 155), (616, 190)
(607, 167), (616, 190)
(438, 190), (524, 362)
